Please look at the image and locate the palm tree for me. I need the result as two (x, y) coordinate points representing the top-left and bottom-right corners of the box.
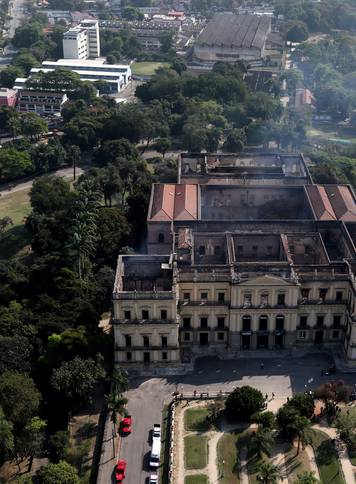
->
(257, 462), (281, 484)
(287, 415), (311, 455)
(249, 428), (275, 458)
(106, 391), (128, 436)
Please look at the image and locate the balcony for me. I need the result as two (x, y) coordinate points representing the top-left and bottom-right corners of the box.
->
(115, 345), (179, 351)
(112, 318), (176, 325)
(231, 303), (298, 310)
(179, 300), (228, 307)
(298, 299), (348, 306)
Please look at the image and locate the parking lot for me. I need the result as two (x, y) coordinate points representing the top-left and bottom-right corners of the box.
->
(105, 354), (356, 484)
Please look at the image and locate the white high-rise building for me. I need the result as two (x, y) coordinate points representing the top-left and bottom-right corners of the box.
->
(63, 20), (100, 59)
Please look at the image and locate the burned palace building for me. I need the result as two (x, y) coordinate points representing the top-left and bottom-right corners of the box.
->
(112, 152), (356, 368)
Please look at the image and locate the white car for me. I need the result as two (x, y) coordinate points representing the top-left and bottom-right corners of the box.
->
(153, 424), (161, 440)
(149, 475), (158, 484)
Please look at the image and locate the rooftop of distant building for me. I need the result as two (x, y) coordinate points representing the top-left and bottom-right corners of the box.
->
(196, 13), (271, 49)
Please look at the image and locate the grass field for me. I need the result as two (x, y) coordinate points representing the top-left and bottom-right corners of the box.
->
(184, 476), (208, 484)
(284, 445), (311, 482)
(131, 61), (169, 76)
(0, 189), (31, 258)
(184, 435), (208, 470)
(184, 408), (209, 432)
(217, 430), (244, 483)
(0, 188), (31, 225)
(311, 429), (345, 484)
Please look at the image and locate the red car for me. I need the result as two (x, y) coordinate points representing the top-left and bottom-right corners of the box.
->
(121, 416), (132, 435)
(115, 460), (126, 483)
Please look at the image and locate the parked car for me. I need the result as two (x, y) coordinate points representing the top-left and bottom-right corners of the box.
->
(121, 415), (132, 435)
(149, 438), (161, 469)
(115, 459), (126, 483)
(149, 475), (158, 484)
(152, 423), (161, 440)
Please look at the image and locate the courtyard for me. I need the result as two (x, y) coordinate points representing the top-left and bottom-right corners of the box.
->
(171, 398), (351, 484)
(103, 354), (356, 484)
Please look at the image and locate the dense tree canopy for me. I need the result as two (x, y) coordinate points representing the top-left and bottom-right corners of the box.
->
(225, 386), (265, 420)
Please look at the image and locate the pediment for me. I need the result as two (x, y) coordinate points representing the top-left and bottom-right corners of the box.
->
(238, 274), (295, 286)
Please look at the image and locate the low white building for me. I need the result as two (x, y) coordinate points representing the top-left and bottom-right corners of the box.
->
(63, 19), (100, 59)
(14, 59), (132, 94)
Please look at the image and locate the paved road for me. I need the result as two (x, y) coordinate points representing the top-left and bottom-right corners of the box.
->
(99, 354), (356, 484)
(0, 166), (85, 198)
(8, 0), (26, 38)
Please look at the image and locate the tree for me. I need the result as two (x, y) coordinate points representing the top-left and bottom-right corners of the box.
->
(19, 112), (48, 140)
(40, 461), (80, 484)
(96, 207), (130, 267)
(314, 380), (352, 407)
(223, 128), (246, 153)
(296, 471), (320, 484)
(30, 176), (72, 215)
(16, 417), (46, 471)
(26, 69), (82, 93)
(0, 66), (24, 88)
(251, 411), (275, 430)
(0, 148), (32, 181)
(286, 21), (309, 42)
(106, 391), (128, 435)
(49, 430), (70, 463)
(12, 52), (38, 74)
(0, 371), (41, 426)
(0, 335), (32, 374)
(277, 405), (311, 455)
(122, 6), (143, 20)
(287, 394), (315, 418)
(160, 31), (174, 53)
(335, 407), (356, 441)
(0, 406), (14, 464)
(182, 123), (207, 152)
(249, 428), (275, 458)
(0, 216), (13, 236)
(256, 462), (281, 484)
(66, 144), (81, 181)
(155, 137), (171, 158)
(51, 356), (105, 412)
(13, 23), (42, 48)
(31, 138), (66, 173)
(225, 386), (265, 421)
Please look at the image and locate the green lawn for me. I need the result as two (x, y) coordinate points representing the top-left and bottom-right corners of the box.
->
(311, 429), (345, 484)
(217, 430), (244, 483)
(184, 408), (209, 432)
(184, 476), (208, 484)
(131, 61), (169, 76)
(0, 189), (31, 258)
(0, 188), (31, 225)
(184, 435), (208, 470)
(284, 445), (312, 482)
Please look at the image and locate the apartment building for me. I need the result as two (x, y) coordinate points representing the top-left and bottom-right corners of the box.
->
(17, 89), (68, 115)
(113, 152), (356, 367)
(63, 19), (100, 59)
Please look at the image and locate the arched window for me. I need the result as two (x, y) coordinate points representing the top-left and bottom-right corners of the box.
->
(259, 315), (268, 331)
(276, 315), (284, 331)
(242, 315), (251, 332)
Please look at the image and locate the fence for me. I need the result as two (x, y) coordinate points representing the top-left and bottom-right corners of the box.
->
(166, 392), (230, 483)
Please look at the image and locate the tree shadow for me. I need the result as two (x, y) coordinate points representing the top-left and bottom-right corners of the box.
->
(316, 440), (336, 466)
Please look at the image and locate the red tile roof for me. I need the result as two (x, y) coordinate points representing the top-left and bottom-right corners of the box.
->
(324, 185), (356, 222)
(149, 184), (198, 221)
(306, 185), (337, 221)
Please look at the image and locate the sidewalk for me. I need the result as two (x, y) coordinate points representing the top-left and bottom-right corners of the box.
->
(312, 423), (355, 484)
